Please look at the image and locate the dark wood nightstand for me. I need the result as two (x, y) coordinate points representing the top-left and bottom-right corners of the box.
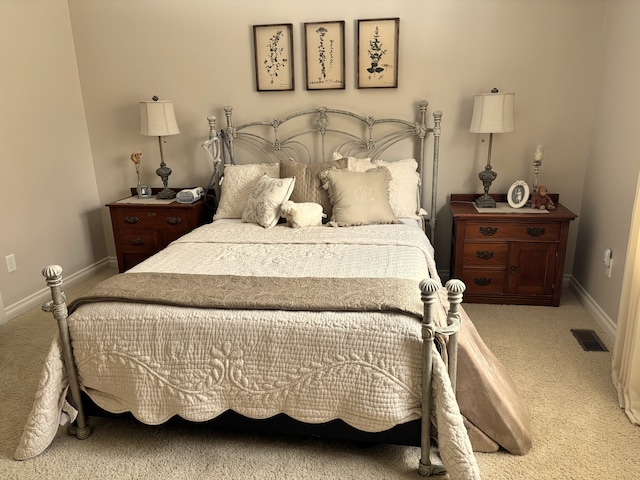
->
(449, 193), (577, 307)
(107, 193), (206, 272)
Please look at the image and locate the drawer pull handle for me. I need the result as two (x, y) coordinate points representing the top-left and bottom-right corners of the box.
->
(473, 277), (492, 286)
(124, 216), (139, 224)
(476, 251), (494, 260)
(527, 227), (545, 237)
(479, 227), (497, 236)
(510, 265), (517, 274)
(130, 238), (145, 246)
(166, 217), (182, 225)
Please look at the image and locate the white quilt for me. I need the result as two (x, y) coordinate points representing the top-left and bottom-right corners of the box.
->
(16, 221), (479, 479)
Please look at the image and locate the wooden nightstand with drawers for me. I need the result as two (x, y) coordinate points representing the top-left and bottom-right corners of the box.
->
(107, 192), (206, 273)
(449, 193), (577, 307)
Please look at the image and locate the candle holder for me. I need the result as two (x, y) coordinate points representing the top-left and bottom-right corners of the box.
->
(532, 145), (544, 192)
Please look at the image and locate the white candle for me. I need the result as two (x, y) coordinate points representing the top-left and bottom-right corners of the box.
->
(534, 145), (544, 161)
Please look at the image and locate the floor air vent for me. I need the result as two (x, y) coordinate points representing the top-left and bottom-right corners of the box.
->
(571, 329), (609, 352)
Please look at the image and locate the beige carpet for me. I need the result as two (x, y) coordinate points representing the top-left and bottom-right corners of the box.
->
(1, 268), (639, 479)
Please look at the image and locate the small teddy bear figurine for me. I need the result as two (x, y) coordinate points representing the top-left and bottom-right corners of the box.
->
(531, 185), (555, 210)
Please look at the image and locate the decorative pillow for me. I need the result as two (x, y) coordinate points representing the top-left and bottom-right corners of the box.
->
(280, 157), (347, 217)
(242, 175), (295, 228)
(214, 163), (280, 220)
(372, 159), (421, 218)
(332, 152), (373, 173)
(319, 167), (399, 227)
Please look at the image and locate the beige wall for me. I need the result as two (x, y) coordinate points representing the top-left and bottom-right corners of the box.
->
(5, 0), (624, 325)
(0, 0), (105, 315)
(67, 0), (605, 269)
(572, 0), (640, 326)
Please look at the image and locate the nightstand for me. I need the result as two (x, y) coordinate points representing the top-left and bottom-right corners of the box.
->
(449, 193), (577, 307)
(107, 194), (206, 272)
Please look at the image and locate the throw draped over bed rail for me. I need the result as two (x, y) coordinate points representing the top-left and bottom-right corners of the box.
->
(205, 101), (442, 240)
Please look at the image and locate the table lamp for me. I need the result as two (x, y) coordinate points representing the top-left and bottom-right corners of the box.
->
(469, 88), (515, 208)
(140, 96), (180, 199)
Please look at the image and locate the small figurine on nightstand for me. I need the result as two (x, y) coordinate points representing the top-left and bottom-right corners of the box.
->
(531, 185), (555, 210)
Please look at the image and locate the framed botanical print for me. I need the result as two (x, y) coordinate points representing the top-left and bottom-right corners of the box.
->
(357, 18), (399, 89)
(304, 21), (345, 90)
(253, 23), (294, 91)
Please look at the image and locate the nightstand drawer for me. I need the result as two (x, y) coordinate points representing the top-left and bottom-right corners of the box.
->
(460, 270), (506, 294)
(118, 231), (156, 252)
(464, 222), (561, 241)
(462, 243), (508, 267)
(113, 209), (190, 229)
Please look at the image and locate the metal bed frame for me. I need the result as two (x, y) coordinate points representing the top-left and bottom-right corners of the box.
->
(42, 100), (465, 477)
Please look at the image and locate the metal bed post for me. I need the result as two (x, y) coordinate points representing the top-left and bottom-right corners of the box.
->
(443, 279), (465, 392)
(418, 278), (465, 476)
(41, 265), (91, 440)
(418, 278), (446, 477)
(428, 110), (443, 243)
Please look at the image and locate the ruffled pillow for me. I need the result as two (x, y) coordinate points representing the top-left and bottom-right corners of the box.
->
(319, 167), (399, 227)
(372, 159), (421, 218)
(214, 163), (280, 220)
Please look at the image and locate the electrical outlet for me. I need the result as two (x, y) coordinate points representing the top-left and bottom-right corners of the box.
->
(6, 254), (17, 273)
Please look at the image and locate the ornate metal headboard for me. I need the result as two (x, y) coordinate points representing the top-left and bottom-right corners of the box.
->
(205, 101), (442, 240)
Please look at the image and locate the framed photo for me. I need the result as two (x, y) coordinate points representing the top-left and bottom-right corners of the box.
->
(304, 21), (345, 90)
(357, 18), (399, 89)
(253, 23), (294, 91)
(136, 185), (151, 198)
(507, 180), (530, 209)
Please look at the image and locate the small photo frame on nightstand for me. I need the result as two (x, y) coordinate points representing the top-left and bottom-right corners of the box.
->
(507, 180), (530, 208)
(137, 185), (152, 198)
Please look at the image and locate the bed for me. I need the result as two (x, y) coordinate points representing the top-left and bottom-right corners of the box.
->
(15, 101), (531, 479)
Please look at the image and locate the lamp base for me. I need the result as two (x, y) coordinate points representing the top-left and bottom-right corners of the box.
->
(156, 187), (176, 200)
(475, 194), (496, 208)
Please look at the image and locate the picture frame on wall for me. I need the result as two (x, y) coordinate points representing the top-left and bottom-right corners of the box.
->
(253, 23), (294, 91)
(357, 18), (399, 89)
(304, 21), (345, 90)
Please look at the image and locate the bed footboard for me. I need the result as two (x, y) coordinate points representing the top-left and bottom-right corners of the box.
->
(40, 265), (465, 475)
(41, 265), (91, 440)
(419, 278), (465, 477)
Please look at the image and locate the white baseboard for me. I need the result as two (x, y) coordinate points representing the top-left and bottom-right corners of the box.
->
(2, 257), (113, 325)
(568, 275), (617, 343)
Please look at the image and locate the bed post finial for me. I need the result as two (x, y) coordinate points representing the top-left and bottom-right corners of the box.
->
(433, 110), (443, 137)
(207, 115), (217, 139)
(41, 265), (92, 441)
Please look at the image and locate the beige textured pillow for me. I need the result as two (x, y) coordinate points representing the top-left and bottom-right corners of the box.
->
(242, 175), (295, 228)
(214, 163), (280, 219)
(280, 158), (347, 217)
(372, 159), (421, 218)
(332, 152), (373, 173)
(319, 167), (399, 227)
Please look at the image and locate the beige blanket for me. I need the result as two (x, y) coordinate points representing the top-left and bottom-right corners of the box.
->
(68, 273), (424, 319)
(16, 221), (531, 479)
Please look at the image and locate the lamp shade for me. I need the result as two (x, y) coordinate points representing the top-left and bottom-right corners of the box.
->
(469, 92), (515, 134)
(140, 100), (180, 137)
